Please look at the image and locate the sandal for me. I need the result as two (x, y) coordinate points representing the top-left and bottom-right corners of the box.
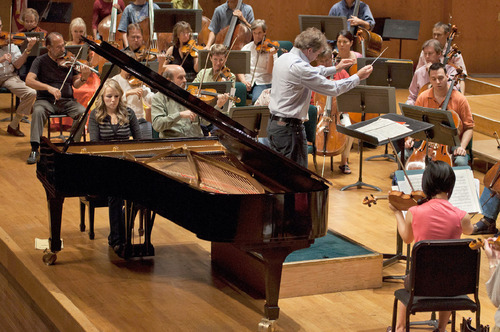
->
(339, 164), (351, 174)
(472, 217), (498, 235)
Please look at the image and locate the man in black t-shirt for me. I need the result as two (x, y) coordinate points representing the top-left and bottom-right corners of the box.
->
(25, 32), (91, 164)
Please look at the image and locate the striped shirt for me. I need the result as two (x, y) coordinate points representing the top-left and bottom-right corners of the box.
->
(88, 107), (142, 141)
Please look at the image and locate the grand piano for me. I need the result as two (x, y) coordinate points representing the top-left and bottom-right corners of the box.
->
(37, 38), (329, 329)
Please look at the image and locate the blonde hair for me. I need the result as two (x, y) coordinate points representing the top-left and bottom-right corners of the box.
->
(21, 8), (39, 24)
(210, 44), (227, 57)
(172, 21), (192, 47)
(94, 80), (130, 125)
(294, 27), (327, 52)
(69, 17), (87, 41)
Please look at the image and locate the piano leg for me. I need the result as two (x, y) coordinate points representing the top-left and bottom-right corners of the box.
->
(43, 194), (65, 265)
(257, 248), (291, 331)
(121, 201), (155, 259)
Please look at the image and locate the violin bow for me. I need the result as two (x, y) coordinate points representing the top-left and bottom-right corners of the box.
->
(56, 46), (84, 104)
(249, 34), (266, 88)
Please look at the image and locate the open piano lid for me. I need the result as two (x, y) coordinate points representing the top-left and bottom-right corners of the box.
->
(83, 37), (329, 189)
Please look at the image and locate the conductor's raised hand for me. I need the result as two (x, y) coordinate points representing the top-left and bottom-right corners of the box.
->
(356, 65), (373, 80)
(335, 58), (356, 71)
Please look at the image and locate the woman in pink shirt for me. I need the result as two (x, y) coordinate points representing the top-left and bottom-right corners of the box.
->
(389, 160), (474, 332)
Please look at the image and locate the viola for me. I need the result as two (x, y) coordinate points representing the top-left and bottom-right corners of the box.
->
(363, 190), (426, 211)
(187, 85), (240, 104)
(469, 237), (500, 251)
(180, 40), (203, 58)
(214, 66), (233, 82)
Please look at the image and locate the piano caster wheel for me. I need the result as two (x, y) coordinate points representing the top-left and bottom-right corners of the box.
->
(258, 318), (276, 332)
(42, 250), (57, 265)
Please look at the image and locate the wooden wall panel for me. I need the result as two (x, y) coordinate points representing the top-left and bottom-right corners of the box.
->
(1, 0), (497, 73)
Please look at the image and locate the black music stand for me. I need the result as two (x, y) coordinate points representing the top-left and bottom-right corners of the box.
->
(155, 2), (173, 8)
(298, 15), (347, 41)
(357, 57), (414, 162)
(153, 9), (202, 33)
(198, 50), (251, 74)
(229, 105), (270, 137)
(382, 19), (420, 59)
(336, 86), (397, 191)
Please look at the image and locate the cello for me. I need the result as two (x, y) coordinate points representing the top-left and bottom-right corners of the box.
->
(349, 0), (382, 57)
(314, 94), (347, 173)
(214, 0), (252, 50)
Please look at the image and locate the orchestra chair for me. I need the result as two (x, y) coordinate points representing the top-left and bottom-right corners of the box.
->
(79, 195), (108, 240)
(47, 114), (87, 142)
(391, 239), (481, 332)
(303, 104), (318, 169)
(277, 41), (293, 57)
(0, 87), (15, 122)
(460, 317), (490, 332)
(234, 81), (250, 106)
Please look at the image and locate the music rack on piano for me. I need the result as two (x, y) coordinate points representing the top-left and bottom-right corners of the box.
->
(36, 38), (329, 329)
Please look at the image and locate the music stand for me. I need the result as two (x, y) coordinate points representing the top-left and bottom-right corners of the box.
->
(102, 61), (159, 80)
(198, 50), (250, 74)
(153, 9), (202, 33)
(34, 1), (73, 23)
(39, 44), (89, 60)
(382, 19), (420, 59)
(298, 15), (347, 42)
(228, 105), (270, 137)
(357, 57), (414, 161)
(336, 85), (397, 191)
(155, 2), (173, 8)
(21, 32), (44, 56)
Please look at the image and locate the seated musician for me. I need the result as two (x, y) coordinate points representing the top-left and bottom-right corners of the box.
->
(0, 17), (37, 137)
(18, 8), (47, 34)
(406, 39), (458, 106)
(92, 0), (125, 40)
(328, 0), (375, 31)
(152, 65), (228, 138)
(311, 45), (354, 174)
(25, 32), (90, 164)
(88, 79), (142, 254)
(389, 160), (473, 332)
(117, 0), (159, 49)
(123, 23), (145, 54)
(416, 22), (467, 93)
(236, 19), (277, 104)
(336, 30), (362, 62)
(472, 187), (500, 235)
(193, 44), (236, 86)
(163, 21), (199, 82)
(205, 0), (255, 49)
(404, 63), (473, 167)
(111, 50), (154, 139)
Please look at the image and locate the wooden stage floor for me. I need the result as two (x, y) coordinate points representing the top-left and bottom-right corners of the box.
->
(0, 86), (498, 331)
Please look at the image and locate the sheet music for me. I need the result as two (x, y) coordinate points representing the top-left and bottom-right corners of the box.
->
(396, 168), (481, 214)
(356, 118), (411, 143)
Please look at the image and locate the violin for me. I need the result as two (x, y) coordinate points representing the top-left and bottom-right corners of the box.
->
(56, 52), (100, 76)
(187, 85), (240, 104)
(128, 76), (142, 87)
(255, 39), (286, 53)
(0, 32), (36, 46)
(180, 40), (203, 58)
(469, 237), (500, 251)
(363, 190), (426, 211)
(214, 66), (233, 82)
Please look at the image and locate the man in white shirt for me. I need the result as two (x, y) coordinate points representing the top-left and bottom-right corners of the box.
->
(268, 27), (372, 167)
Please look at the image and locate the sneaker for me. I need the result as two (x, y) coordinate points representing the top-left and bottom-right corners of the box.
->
(472, 217), (498, 235)
(27, 151), (39, 164)
(7, 125), (25, 137)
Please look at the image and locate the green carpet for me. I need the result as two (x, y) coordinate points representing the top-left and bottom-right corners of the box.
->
(285, 230), (373, 263)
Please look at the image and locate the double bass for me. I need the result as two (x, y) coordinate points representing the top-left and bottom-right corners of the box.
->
(349, 0), (382, 57)
(214, 0), (252, 50)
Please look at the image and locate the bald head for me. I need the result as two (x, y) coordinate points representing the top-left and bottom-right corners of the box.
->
(163, 65), (187, 89)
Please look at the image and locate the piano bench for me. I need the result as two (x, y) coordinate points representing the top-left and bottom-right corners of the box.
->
(79, 195), (108, 240)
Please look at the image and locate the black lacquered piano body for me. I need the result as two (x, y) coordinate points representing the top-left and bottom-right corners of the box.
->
(36, 39), (329, 327)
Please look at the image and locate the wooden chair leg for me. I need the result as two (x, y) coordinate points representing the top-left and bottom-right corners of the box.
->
(391, 298), (398, 331)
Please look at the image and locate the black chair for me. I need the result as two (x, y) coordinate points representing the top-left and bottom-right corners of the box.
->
(0, 87), (15, 122)
(303, 104), (318, 169)
(391, 239), (481, 332)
